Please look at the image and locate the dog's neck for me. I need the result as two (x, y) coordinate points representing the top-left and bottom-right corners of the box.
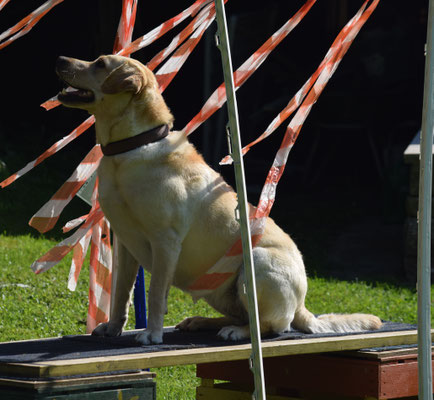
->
(94, 90), (174, 147)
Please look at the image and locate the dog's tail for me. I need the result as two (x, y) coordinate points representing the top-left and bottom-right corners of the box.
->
(292, 305), (382, 334)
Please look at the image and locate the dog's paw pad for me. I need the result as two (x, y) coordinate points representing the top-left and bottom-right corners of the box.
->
(135, 330), (163, 345)
(217, 325), (248, 341)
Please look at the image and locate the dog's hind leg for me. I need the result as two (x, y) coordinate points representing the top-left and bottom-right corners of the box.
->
(215, 247), (300, 341)
(92, 241), (139, 337)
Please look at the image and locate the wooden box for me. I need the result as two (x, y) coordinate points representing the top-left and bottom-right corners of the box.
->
(197, 347), (433, 399)
(0, 369), (156, 400)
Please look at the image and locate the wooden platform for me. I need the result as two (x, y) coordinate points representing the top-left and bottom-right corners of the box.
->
(197, 346), (433, 399)
(0, 328), (427, 379)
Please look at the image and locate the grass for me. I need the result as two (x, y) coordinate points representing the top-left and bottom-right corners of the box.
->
(0, 234), (220, 399)
(0, 149), (428, 398)
(0, 232), (428, 399)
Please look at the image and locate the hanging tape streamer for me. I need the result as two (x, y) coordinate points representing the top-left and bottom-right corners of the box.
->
(0, 116), (95, 188)
(5, 0), (314, 287)
(30, 206), (104, 274)
(41, 0), (213, 111)
(188, 0), (380, 296)
(219, 1), (369, 165)
(86, 217), (112, 333)
(28, 145), (102, 233)
(0, 0), (11, 12)
(0, 0), (64, 51)
(1, 0), (215, 191)
(183, 0), (318, 136)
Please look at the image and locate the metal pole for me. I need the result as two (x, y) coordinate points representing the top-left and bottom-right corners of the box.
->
(418, 1), (434, 399)
(214, 1), (266, 399)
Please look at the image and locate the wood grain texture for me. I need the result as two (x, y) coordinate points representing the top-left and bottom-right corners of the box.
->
(0, 329), (426, 378)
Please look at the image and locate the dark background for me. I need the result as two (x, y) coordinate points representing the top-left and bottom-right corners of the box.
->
(0, 0), (429, 283)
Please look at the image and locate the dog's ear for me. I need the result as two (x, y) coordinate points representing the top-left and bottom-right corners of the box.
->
(101, 62), (146, 95)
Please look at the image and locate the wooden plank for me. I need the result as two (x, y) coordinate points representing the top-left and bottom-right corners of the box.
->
(379, 359), (434, 399)
(0, 371), (155, 390)
(345, 348), (416, 360)
(0, 329), (426, 379)
(344, 346), (433, 361)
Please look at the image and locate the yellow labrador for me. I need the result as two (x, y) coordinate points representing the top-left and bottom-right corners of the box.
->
(56, 55), (382, 344)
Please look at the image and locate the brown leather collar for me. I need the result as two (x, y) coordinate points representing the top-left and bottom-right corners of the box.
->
(101, 124), (170, 156)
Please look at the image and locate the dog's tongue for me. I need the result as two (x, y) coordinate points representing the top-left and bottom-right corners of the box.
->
(58, 86), (94, 102)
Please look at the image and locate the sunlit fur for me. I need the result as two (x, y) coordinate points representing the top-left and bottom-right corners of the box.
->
(57, 55), (382, 344)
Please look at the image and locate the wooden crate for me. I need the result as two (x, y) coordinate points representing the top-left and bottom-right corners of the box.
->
(0, 370), (156, 400)
(197, 347), (433, 399)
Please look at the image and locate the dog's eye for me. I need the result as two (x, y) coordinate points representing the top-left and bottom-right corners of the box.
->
(95, 58), (106, 69)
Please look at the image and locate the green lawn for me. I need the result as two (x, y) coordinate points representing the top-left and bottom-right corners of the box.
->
(0, 152), (429, 399)
(0, 232), (428, 399)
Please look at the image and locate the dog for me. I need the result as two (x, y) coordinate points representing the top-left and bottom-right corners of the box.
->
(55, 54), (382, 345)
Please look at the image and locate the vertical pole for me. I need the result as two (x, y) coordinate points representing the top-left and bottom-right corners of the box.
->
(134, 266), (147, 329)
(418, 1), (434, 399)
(214, 1), (266, 399)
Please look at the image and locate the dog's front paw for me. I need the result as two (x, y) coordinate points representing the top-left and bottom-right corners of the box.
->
(176, 316), (207, 331)
(218, 325), (249, 341)
(92, 321), (123, 337)
(135, 329), (163, 345)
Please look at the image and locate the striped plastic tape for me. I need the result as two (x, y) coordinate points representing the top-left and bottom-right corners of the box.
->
(188, 0), (380, 295)
(0, 0), (64, 51)
(183, 0), (317, 136)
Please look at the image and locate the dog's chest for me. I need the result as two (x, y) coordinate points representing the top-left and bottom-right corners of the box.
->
(96, 154), (191, 238)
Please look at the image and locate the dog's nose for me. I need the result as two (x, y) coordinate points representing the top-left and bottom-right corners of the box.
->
(56, 56), (72, 71)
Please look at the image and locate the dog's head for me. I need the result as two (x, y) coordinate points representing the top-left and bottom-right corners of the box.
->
(56, 55), (158, 112)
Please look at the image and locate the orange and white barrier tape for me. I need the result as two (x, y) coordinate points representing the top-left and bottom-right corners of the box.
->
(67, 172), (99, 291)
(113, 0), (137, 54)
(0, 0), (11, 12)
(253, 0), (380, 224)
(147, 1), (215, 72)
(22, 1), (218, 228)
(30, 205), (104, 274)
(155, 2), (216, 91)
(0, 0), (64, 51)
(83, 0), (136, 329)
(117, 0), (212, 57)
(0, 116), (95, 188)
(219, 0), (372, 165)
(0, 0), (222, 331)
(63, 214), (88, 233)
(188, 0), (380, 296)
(41, 0), (213, 110)
(28, 145), (102, 233)
(183, 0), (317, 136)
(67, 229), (92, 291)
(19, 0), (138, 329)
(21, 0), (213, 243)
(86, 217), (112, 333)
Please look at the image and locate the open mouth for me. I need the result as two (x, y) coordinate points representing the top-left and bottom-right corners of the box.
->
(57, 82), (95, 104)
